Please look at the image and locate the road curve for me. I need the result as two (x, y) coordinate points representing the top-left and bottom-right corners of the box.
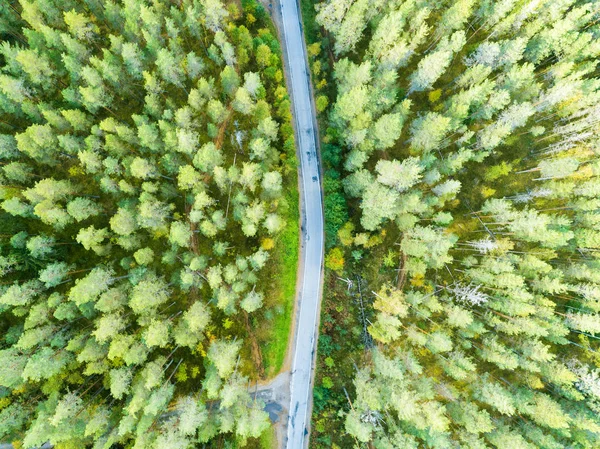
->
(278, 0), (325, 447)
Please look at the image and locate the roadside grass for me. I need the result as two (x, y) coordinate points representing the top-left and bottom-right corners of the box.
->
(261, 175), (300, 376)
(299, 0), (319, 44)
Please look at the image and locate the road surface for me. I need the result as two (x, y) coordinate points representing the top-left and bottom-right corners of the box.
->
(278, 0), (325, 448)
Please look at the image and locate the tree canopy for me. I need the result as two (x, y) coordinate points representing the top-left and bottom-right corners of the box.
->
(313, 0), (600, 447)
(0, 0), (294, 446)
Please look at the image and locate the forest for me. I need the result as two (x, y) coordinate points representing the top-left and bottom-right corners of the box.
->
(3, 0), (600, 447)
(0, 0), (298, 447)
(308, 0), (600, 448)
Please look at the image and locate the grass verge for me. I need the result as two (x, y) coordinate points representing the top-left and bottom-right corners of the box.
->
(299, 0), (319, 44)
(261, 179), (299, 376)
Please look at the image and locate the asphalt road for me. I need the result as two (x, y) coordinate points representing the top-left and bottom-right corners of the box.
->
(278, 0), (325, 448)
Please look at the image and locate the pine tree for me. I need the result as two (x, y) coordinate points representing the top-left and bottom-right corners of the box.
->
(316, 0), (600, 446)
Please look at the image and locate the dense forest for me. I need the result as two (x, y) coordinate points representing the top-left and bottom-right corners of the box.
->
(0, 0), (297, 447)
(3, 0), (600, 447)
(310, 0), (600, 448)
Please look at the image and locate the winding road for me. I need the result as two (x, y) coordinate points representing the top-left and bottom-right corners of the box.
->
(278, 0), (325, 447)
(0, 2), (323, 449)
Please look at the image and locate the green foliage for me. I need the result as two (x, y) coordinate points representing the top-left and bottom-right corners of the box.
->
(316, 95), (329, 113)
(325, 247), (345, 273)
(313, 0), (600, 447)
(323, 172), (348, 247)
(260, 175), (299, 374)
(0, 0), (294, 446)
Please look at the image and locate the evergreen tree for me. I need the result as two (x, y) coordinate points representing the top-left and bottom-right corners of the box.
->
(0, 0), (291, 446)
(316, 0), (600, 447)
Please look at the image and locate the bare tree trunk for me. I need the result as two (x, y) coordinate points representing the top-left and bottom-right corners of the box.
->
(396, 251), (408, 291)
